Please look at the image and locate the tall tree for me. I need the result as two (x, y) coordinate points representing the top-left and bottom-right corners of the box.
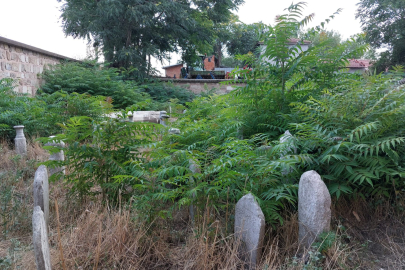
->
(58, 0), (243, 78)
(356, 0), (405, 71)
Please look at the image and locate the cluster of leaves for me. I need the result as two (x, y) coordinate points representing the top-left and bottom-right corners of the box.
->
(58, 0), (243, 77)
(40, 61), (152, 109)
(0, 77), (112, 141)
(40, 116), (161, 203)
(356, 0), (405, 72)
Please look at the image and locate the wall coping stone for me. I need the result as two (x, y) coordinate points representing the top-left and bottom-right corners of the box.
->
(157, 78), (247, 83)
(0, 36), (78, 62)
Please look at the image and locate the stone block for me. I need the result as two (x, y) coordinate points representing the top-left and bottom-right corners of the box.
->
(11, 63), (21, 72)
(33, 165), (49, 228)
(5, 63), (11, 70)
(235, 193), (265, 269)
(15, 47), (22, 53)
(11, 52), (19, 61)
(32, 206), (52, 270)
(6, 51), (10, 60)
(29, 56), (37, 64)
(298, 170), (331, 250)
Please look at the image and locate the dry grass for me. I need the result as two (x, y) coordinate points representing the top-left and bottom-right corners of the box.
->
(1, 140), (405, 269)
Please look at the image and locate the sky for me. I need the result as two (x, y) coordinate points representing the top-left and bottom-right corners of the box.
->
(0, 0), (363, 75)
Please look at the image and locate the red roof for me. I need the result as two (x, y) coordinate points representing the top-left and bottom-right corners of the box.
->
(162, 63), (184, 69)
(347, 59), (372, 68)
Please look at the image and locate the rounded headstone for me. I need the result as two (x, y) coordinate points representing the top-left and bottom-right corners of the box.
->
(235, 193), (265, 268)
(32, 206), (52, 270)
(33, 165), (49, 228)
(298, 170), (331, 249)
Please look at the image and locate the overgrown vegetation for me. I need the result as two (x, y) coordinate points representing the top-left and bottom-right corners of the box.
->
(2, 2), (405, 269)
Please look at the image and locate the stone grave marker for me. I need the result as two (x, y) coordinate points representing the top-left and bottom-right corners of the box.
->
(235, 193), (265, 269)
(45, 136), (65, 176)
(14, 125), (27, 155)
(32, 206), (52, 270)
(33, 165), (49, 228)
(298, 170), (331, 250)
(188, 159), (200, 224)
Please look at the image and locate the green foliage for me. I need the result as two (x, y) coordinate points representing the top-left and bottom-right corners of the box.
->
(356, 0), (405, 71)
(58, 0), (243, 77)
(46, 2), (405, 228)
(0, 77), (112, 141)
(40, 61), (151, 109)
(139, 82), (196, 106)
(40, 116), (160, 202)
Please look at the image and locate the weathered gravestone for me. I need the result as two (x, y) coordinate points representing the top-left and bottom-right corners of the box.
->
(33, 165), (49, 228)
(298, 170), (331, 250)
(32, 206), (52, 270)
(14, 125), (27, 155)
(188, 159), (200, 224)
(45, 136), (65, 176)
(235, 193), (265, 269)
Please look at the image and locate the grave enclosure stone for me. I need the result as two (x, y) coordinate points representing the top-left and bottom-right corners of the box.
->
(234, 193), (265, 269)
(13, 125), (27, 155)
(298, 170), (331, 250)
(33, 165), (50, 228)
(32, 206), (52, 270)
(45, 136), (65, 176)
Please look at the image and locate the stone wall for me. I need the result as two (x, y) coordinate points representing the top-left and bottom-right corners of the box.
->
(0, 36), (75, 95)
(159, 78), (246, 95)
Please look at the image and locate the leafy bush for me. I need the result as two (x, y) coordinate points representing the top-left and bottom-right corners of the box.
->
(40, 61), (152, 109)
(139, 81), (196, 105)
(0, 78), (112, 141)
(40, 116), (161, 202)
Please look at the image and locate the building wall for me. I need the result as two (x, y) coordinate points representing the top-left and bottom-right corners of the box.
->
(204, 55), (215, 71)
(164, 65), (183, 78)
(159, 78), (246, 95)
(0, 40), (66, 95)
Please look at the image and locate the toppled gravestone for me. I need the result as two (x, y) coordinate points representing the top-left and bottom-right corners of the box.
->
(33, 165), (49, 228)
(14, 125), (27, 155)
(45, 136), (65, 176)
(32, 206), (52, 270)
(235, 193), (265, 269)
(298, 170), (331, 250)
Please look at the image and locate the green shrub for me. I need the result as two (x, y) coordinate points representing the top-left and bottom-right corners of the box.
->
(40, 116), (161, 202)
(40, 61), (152, 109)
(0, 77), (112, 141)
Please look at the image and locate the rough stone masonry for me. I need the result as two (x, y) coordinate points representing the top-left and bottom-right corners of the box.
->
(298, 170), (331, 250)
(0, 36), (75, 95)
(234, 193), (265, 269)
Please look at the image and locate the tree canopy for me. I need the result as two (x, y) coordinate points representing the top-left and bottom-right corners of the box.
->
(58, 0), (243, 78)
(356, 0), (405, 70)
